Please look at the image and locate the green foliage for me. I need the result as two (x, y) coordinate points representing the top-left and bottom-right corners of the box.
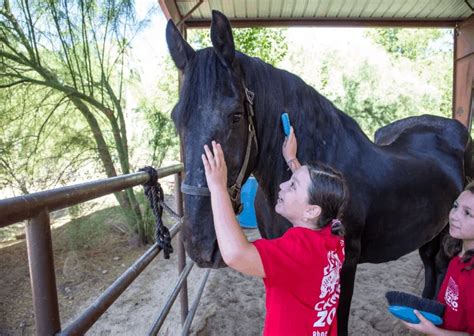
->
(330, 60), (452, 137)
(0, 0), (154, 244)
(0, 85), (98, 193)
(126, 55), (180, 243)
(364, 28), (454, 121)
(333, 63), (417, 135)
(299, 28), (454, 137)
(366, 28), (448, 61)
(147, 107), (179, 167)
(0, 0), (145, 183)
(134, 55), (180, 168)
(188, 27), (288, 66)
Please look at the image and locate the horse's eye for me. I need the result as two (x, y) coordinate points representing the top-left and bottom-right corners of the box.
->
(232, 113), (243, 124)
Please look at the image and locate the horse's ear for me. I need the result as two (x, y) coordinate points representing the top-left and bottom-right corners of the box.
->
(210, 10), (235, 67)
(166, 19), (195, 70)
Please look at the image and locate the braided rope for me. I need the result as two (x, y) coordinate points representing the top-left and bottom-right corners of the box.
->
(139, 166), (175, 259)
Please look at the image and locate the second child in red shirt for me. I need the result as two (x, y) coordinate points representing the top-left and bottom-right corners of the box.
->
(403, 182), (474, 335)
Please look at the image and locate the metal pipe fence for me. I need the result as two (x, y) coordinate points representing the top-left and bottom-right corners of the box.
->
(0, 164), (210, 335)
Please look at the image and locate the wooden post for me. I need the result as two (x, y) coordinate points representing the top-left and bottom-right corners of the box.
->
(454, 14), (474, 130)
(157, 1), (191, 324)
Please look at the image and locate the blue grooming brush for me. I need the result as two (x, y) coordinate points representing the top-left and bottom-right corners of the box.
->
(388, 306), (443, 325)
(385, 291), (445, 326)
(281, 112), (291, 136)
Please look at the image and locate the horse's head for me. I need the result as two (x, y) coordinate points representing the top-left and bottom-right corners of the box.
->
(166, 11), (258, 268)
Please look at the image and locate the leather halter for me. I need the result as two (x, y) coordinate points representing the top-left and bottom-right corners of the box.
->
(180, 86), (258, 214)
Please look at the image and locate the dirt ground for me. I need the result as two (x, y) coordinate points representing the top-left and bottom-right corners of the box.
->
(0, 208), (149, 336)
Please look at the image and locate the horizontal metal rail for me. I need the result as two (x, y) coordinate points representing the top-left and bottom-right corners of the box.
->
(0, 164), (183, 228)
(59, 220), (182, 336)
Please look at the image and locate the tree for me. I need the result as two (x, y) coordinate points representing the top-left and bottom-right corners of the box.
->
(0, 85), (97, 194)
(134, 56), (180, 169)
(366, 28), (453, 119)
(366, 28), (448, 61)
(0, 0), (151, 243)
(282, 28), (453, 137)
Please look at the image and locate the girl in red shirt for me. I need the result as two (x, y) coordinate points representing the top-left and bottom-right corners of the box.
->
(403, 182), (474, 336)
(201, 127), (348, 335)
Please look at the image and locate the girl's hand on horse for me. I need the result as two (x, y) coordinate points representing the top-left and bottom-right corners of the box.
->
(402, 310), (440, 335)
(202, 141), (228, 193)
(282, 126), (297, 163)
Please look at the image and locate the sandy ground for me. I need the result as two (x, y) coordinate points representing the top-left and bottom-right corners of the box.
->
(69, 230), (423, 336)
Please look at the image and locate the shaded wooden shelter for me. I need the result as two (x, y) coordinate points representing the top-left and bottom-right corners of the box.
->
(159, 0), (474, 129)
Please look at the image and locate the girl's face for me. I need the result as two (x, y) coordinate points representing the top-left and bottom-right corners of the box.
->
(275, 166), (317, 225)
(449, 191), (474, 248)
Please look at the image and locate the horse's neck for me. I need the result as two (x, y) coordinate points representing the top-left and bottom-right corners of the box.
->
(240, 54), (373, 192)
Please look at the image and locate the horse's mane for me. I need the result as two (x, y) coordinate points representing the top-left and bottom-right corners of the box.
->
(237, 52), (371, 191)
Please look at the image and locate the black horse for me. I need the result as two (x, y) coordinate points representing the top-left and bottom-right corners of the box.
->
(166, 11), (471, 335)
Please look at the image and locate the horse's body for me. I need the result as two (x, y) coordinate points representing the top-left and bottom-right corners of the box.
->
(166, 12), (471, 335)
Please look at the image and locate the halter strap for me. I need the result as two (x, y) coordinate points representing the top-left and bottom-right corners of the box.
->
(181, 85), (258, 214)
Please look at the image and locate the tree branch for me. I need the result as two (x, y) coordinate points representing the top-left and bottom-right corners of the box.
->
(47, 2), (79, 89)
(0, 79), (28, 88)
(22, 0), (41, 66)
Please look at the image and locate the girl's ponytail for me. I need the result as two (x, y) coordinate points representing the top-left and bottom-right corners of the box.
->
(330, 218), (345, 236)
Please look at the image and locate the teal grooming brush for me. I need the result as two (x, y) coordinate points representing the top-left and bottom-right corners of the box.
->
(281, 112), (291, 136)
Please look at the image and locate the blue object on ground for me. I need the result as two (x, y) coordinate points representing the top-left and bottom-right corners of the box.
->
(237, 177), (258, 228)
(388, 305), (443, 325)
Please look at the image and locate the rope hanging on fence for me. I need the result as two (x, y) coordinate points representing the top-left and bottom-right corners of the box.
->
(139, 166), (174, 259)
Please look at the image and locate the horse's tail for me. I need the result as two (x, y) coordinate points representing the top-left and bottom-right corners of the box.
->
(464, 135), (473, 185)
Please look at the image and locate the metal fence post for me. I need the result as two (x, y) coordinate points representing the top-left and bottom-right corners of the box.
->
(26, 209), (61, 335)
(175, 172), (189, 324)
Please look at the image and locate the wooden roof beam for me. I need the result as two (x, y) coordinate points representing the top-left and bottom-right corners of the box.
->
(184, 18), (461, 29)
(158, 0), (182, 23)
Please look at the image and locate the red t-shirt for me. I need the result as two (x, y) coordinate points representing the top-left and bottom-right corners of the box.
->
(437, 255), (474, 333)
(253, 225), (345, 336)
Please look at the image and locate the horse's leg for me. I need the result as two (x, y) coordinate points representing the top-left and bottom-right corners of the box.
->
(418, 226), (450, 299)
(337, 236), (361, 336)
(434, 240), (450, 298)
(433, 226), (450, 297)
(419, 235), (439, 298)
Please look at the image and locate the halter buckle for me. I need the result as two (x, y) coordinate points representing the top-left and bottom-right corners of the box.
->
(245, 88), (255, 105)
(229, 184), (243, 215)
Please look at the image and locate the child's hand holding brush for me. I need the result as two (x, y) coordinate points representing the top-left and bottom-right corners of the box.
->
(402, 310), (440, 335)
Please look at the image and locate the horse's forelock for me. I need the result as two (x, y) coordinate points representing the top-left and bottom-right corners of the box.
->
(172, 48), (240, 130)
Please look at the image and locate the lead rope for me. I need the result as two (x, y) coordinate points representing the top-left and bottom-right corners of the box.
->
(139, 166), (178, 259)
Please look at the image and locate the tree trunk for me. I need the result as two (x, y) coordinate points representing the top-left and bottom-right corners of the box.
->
(70, 97), (144, 242)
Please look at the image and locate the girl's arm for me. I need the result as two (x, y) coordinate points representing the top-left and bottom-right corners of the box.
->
(403, 310), (472, 336)
(202, 141), (265, 278)
(282, 127), (301, 172)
